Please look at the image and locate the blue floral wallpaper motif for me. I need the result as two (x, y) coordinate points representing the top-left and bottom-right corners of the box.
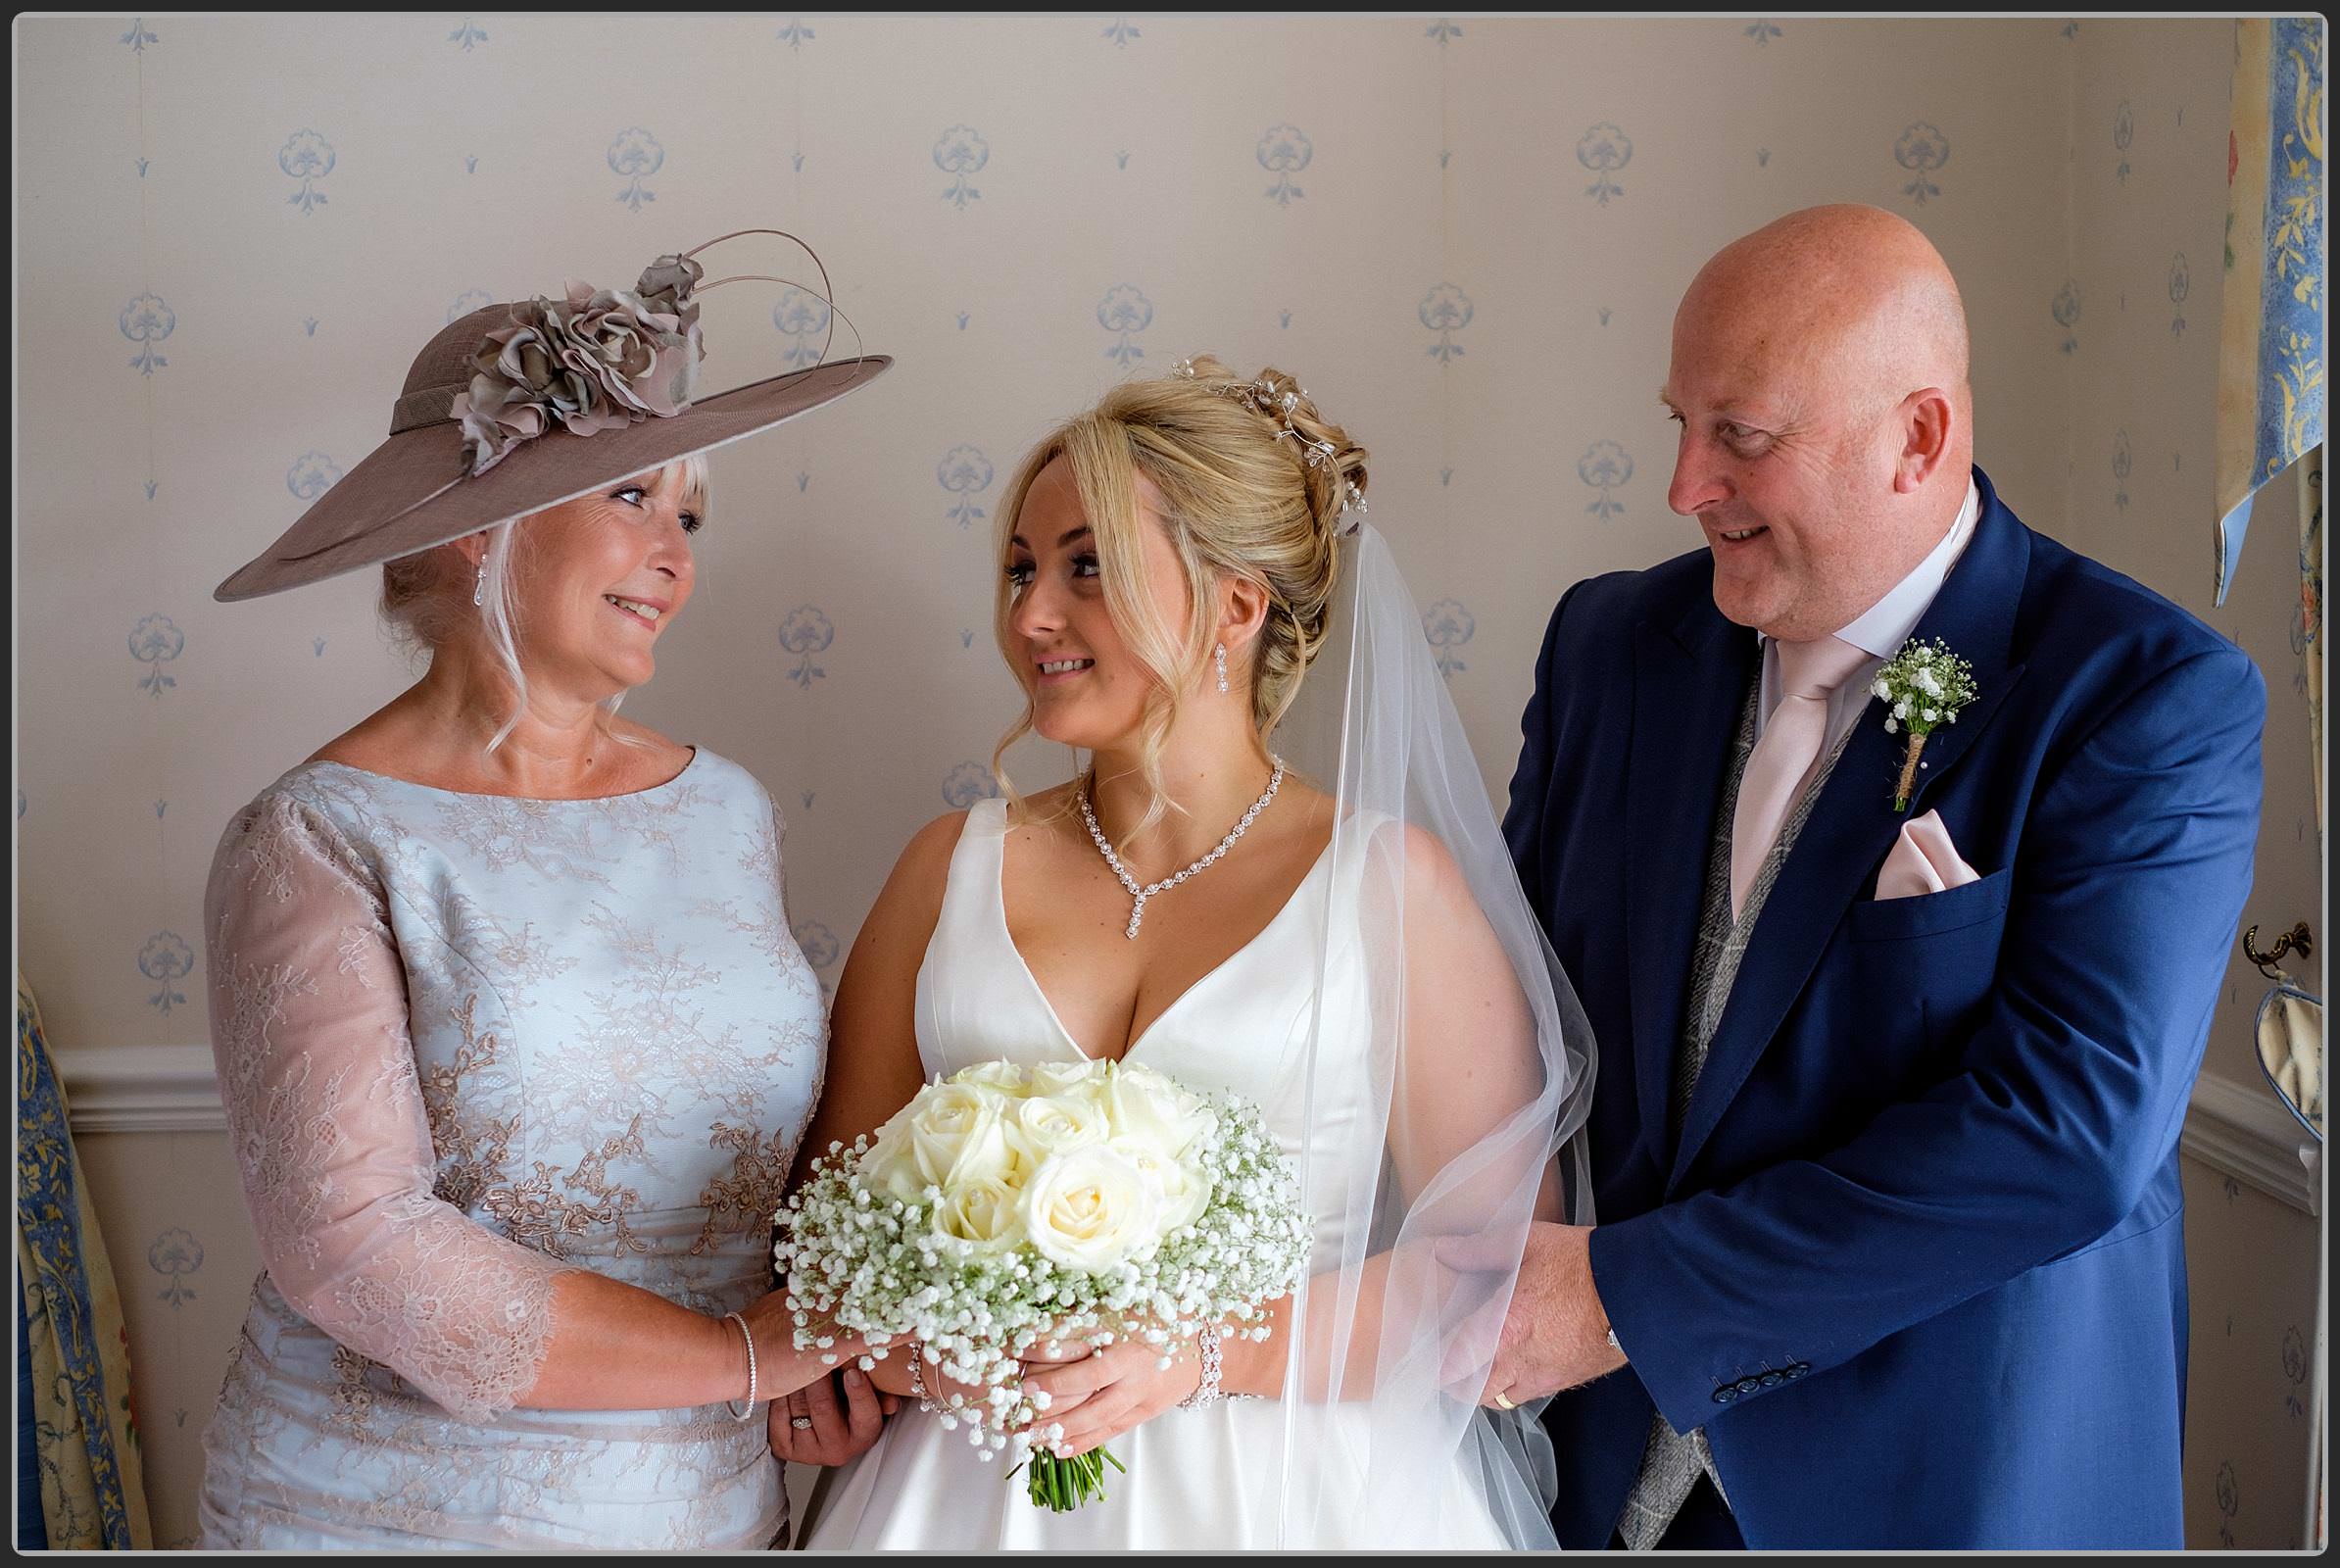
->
(609, 126), (662, 213)
(2053, 279), (2082, 354)
(448, 19), (487, 51)
(1103, 18), (1141, 48)
(1577, 123), (1632, 205)
(1894, 122), (1949, 205)
(285, 452), (341, 500)
(136, 933), (194, 1015)
(779, 606), (834, 689)
(1579, 441), (1634, 518)
(1423, 600), (1475, 679)
(2168, 251), (2190, 339)
(792, 920), (840, 971)
(1746, 19), (1783, 47)
(146, 1228), (202, 1308)
(1098, 284), (1153, 368)
(772, 287), (833, 368)
(129, 613), (183, 698)
(447, 287), (494, 322)
(777, 18), (814, 49)
(939, 445), (995, 530)
(1421, 283), (1473, 363)
(2115, 100), (2135, 182)
(935, 125), (989, 209)
(119, 18), (156, 53)
(2113, 428), (2133, 513)
(1258, 125), (1311, 206)
(1426, 19), (1462, 45)
(278, 130), (333, 215)
(943, 761), (1002, 808)
(120, 293), (173, 376)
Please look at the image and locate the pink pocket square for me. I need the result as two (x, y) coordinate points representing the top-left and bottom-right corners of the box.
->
(1875, 808), (1980, 901)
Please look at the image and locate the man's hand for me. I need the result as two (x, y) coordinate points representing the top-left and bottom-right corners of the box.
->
(1439, 1221), (1627, 1407)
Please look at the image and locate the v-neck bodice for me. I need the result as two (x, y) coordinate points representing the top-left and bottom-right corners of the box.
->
(911, 798), (1375, 1269)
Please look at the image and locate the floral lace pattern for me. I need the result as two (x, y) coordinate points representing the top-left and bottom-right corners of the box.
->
(197, 750), (822, 1548)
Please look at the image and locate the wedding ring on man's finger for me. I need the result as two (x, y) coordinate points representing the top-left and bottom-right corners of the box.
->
(1492, 1392), (1518, 1410)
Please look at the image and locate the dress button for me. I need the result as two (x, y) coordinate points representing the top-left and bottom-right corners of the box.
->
(1760, 1372), (1782, 1388)
(1712, 1387), (1736, 1404)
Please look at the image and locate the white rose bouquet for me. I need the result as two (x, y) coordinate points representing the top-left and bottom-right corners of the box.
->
(773, 1056), (1310, 1510)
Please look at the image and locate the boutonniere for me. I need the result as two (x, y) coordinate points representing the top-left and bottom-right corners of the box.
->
(1873, 637), (1978, 811)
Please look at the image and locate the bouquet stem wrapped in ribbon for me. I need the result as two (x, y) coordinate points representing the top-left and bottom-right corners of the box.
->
(774, 1057), (1310, 1510)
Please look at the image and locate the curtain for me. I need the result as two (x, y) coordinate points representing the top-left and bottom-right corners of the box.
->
(2214, 17), (2325, 607)
(15, 977), (152, 1549)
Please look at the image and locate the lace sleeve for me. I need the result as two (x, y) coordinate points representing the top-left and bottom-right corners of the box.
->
(202, 790), (578, 1423)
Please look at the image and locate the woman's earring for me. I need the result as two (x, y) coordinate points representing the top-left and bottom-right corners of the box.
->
(472, 563), (486, 609)
(1214, 643), (1230, 695)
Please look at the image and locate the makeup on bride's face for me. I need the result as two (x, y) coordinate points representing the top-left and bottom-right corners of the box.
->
(1003, 458), (1186, 752)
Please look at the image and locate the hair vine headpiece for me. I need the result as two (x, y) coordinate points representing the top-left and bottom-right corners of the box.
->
(1170, 358), (1367, 534)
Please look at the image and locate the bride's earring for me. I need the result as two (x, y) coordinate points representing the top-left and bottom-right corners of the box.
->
(1214, 643), (1229, 694)
(472, 563), (486, 609)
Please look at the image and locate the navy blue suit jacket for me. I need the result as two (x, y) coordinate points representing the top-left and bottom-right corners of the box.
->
(1503, 468), (2264, 1548)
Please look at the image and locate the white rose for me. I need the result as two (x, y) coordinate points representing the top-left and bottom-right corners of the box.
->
(1127, 1145), (1212, 1233)
(1006, 1085), (1115, 1169)
(1027, 1058), (1111, 1099)
(858, 1110), (930, 1202)
(932, 1174), (1025, 1251)
(1103, 1062), (1218, 1160)
(950, 1060), (1035, 1098)
(906, 1082), (1017, 1191)
(1019, 1146), (1162, 1271)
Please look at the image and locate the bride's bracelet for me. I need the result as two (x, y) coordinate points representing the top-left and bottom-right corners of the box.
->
(1178, 1327), (1227, 1409)
(907, 1339), (941, 1414)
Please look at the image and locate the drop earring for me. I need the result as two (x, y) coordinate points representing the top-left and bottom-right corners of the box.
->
(1214, 642), (1229, 694)
(472, 563), (486, 608)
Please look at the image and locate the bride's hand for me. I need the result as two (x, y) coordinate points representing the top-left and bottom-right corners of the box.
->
(1019, 1338), (1202, 1458)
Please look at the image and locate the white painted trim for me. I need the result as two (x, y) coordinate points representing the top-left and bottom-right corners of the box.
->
(57, 1044), (225, 1133)
(50, 1051), (2323, 1217)
(2184, 1070), (2322, 1216)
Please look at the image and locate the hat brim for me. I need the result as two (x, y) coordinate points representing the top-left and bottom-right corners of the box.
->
(214, 354), (893, 603)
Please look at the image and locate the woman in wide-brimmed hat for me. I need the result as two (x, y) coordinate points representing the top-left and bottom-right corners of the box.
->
(197, 233), (893, 1548)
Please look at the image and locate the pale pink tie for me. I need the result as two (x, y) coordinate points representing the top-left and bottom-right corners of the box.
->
(1731, 634), (1873, 921)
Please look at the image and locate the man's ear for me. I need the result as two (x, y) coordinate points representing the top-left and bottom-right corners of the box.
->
(1891, 387), (1955, 494)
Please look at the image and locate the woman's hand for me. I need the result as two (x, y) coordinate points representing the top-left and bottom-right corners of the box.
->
(1018, 1337), (1203, 1458)
(768, 1365), (894, 1467)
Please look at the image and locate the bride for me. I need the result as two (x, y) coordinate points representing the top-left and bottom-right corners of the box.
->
(790, 356), (1595, 1549)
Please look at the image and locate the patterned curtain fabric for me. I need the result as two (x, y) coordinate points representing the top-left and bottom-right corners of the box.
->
(2215, 17), (2325, 607)
(15, 977), (153, 1549)
(2301, 454), (2324, 841)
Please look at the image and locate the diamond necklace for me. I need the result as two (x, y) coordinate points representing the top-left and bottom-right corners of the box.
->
(1079, 756), (1286, 939)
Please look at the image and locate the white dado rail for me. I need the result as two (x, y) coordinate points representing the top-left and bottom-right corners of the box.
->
(55, 1046), (2322, 1214)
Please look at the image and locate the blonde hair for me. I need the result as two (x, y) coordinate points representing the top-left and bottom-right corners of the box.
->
(989, 356), (1367, 846)
(380, 452), (710, 751)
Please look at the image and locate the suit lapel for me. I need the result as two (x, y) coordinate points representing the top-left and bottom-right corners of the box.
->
(1625, 596), (1755, 1174)
(1665, 468), (2033, 1194)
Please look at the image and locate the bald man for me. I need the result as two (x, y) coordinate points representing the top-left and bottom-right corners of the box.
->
(1488, 206), (2264, 1548)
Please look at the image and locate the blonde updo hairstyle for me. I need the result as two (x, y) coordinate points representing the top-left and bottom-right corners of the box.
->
(378, 452), (709, 752)
(990, 355), (1368, 845)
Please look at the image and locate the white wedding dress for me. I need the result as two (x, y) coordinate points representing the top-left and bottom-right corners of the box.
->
(799, 798), (1518, 1550)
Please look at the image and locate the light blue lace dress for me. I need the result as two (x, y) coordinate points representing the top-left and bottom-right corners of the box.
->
(195, 749), (824, 1549)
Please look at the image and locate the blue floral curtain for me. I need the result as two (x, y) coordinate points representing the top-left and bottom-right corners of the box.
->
(15, 977), (152, 1548)
(2215, 17), (2325, 608)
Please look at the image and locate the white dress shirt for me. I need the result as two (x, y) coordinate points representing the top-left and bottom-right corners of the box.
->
(1755, 476), (1981, 753)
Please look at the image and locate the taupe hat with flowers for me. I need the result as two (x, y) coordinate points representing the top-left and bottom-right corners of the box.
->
(215, 228), (890, 602)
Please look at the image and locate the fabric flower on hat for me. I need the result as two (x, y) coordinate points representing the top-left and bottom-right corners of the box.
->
(451, 252), (707, 477)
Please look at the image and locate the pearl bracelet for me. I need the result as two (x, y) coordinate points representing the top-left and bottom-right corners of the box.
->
(722, 1311), (759, 1422)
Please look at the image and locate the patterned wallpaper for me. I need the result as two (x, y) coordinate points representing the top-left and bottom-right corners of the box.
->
(11, 14), (2318, 1549)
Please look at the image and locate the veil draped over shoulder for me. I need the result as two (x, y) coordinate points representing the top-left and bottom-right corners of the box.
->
(1264, 521), (1597, 1547)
